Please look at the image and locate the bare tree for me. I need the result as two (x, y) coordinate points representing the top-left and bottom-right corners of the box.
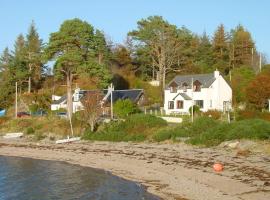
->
(81, 91), (104, 132)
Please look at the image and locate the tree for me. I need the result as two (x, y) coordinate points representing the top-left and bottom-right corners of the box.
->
(45, 18), (95, 118)
(195, 32), (214, 72)
(129, 16), (181, 90)
(114, 99), (140, 118)
(94, 29), (109, 64)
(45, 18), (111, 118)
(231, 66), (255, 104)
(81, 91), (103, 132)
(212, 24), (229, 73)
(246, 70), (270, 110)
(231, 24), (255, 67)
(25, 21), (44, 92)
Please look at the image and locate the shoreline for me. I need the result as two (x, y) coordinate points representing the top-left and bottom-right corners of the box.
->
(0, 140), (269, 200)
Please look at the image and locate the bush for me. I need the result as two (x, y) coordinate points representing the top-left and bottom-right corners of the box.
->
(26, 127), (35, 135)
(188, 119), (270, 146)
(114, 99), (140, 118)
(153, 117), (220, 142)
(189, 105), (201, 115)
(83, 114), (167, 142)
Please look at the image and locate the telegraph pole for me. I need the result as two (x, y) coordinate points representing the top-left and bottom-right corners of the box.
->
(110, 83), (114, 120)
(191, 77), (194, 123)
(259, 53), (262, 72)
(15, 82), (18, 119)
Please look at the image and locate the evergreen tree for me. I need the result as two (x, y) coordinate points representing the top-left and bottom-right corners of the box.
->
(94, 29), (110, 64)
(212, 24), (230, 73)
(195, 32), (214, 72)
(231, 24), (255, 67)
(25, 21), (44, 92)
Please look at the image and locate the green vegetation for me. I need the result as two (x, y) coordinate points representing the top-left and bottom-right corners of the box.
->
(152, 117), (270, 146)
(83, 114), (167, 142)
(114, 99), (140, 118)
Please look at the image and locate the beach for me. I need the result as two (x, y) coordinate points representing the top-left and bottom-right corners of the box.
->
(0, 139), (269, 200)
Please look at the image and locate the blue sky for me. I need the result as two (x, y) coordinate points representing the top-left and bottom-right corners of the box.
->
(0, 0), (269, 61)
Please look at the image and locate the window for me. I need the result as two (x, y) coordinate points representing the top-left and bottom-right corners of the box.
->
(168, 101), (174, 109)
(193, 80), (201, 92)
(210, 100), (212, 108)
(182, 82), (188, 92)
(169, 81), (178, 93)
(195, 100), (204, 108)
(170, 86), (177, 93)
(176, 100), (184, 109)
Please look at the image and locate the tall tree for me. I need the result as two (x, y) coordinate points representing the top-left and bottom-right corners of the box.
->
(231, 24), (255, 67)
(195, 32), (214, 72)
(25, 21), (44, 92)
(94, 29), (109, 64)
(129, 16), (181, 90)
(212, 24), (229, 73)
(45, 18), (111, 118)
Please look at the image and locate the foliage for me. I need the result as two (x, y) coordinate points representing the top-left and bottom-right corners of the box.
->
(231, 66), (255, 103)
(81, 91), (103, 131)
(114, 99), (140, 118)
(189, 119), (270, 146)
(246, 69), (270, 109)
(83, 114), (167, 141)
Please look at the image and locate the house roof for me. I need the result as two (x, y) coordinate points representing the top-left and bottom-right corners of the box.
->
(52, 89), (144, 105)
(167, 73), (216, 89)
(52, 95), (67, 104)
(172, 93), (192, 100)
(105, 89), (144, 103)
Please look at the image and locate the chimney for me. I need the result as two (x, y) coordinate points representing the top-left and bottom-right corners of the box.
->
(214, 69), (220, 78)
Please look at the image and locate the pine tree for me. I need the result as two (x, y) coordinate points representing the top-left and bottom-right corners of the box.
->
(212, 24), (230, 73)
(231, 24), (255, 67)
(25, 21), (44, 92)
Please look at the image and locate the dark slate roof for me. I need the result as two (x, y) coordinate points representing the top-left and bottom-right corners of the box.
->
(52, 95), (67, 104)
(172, 93), (192, 100)
(105, 89), (144, 103)
(167, 73), (216, 89)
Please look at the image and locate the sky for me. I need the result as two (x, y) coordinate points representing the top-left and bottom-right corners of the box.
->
(0, 0), (269, 61)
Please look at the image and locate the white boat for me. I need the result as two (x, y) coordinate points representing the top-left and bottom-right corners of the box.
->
(55, 137), (81, 144)
(3, 132), (23, 139)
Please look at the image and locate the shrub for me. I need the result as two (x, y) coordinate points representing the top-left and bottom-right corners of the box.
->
(83, 114), (167, 142)
(26, 127), (35, 135)
(189, 105), (201, 115)
(114, 99), (140, 118)
(188, 119), (270, 146)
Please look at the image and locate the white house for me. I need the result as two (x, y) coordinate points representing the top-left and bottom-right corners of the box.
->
(51, 87), (144, 114)
(164, 70), (232, 115)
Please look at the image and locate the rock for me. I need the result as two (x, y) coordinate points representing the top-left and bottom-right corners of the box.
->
(219, 140), (239, 149)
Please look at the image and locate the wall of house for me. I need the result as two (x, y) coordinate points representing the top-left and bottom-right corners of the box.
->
(164, 72), (232, 115)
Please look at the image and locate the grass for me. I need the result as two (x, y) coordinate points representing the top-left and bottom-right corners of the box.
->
(0, 115), (85, 140)
(82, 114), (167, 142)
(153, 117), (270, 146)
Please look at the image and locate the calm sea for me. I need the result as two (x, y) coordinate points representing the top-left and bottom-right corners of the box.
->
(0, 156), (159, 200)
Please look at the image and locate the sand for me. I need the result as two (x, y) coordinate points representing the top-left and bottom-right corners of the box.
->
(0, 139), (269, 200)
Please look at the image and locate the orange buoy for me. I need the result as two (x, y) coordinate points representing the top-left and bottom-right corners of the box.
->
(213, 163), (224, 172)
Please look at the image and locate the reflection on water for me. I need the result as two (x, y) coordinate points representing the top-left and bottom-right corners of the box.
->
(0, 156), (159, 200)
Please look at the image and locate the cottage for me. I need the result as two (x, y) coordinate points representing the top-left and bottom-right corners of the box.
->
(51, 87), (144, 114)
(164, 70), (232, 115)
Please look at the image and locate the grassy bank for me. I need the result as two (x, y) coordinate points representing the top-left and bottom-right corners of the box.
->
(83, 114), (167, 142)
(152, 117), (270, 146)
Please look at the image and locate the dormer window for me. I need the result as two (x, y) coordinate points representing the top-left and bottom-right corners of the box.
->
(169, 81), (178, 93)
(193, 80), (201, 92)
(182, 82), (188, 92)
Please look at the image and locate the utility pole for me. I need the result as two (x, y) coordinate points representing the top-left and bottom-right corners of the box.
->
(110, 83), (114, 120)
(15, 82), (18, 119)
(191, 77), (194, 123)
(251, 48), (254, 67)
(259, 53), (262, 72)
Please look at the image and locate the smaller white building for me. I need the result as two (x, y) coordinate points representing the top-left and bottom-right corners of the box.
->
(164, 70), (232, 115)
